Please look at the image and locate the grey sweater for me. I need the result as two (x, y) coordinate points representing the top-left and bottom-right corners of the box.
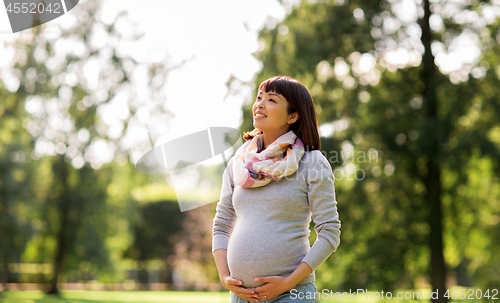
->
(212, 149), (341, 288)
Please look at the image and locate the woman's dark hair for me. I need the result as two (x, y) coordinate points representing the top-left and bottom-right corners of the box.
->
(243, 76), (321, 151)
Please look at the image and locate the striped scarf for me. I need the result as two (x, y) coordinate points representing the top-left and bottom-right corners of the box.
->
(233, 130), (305, 188)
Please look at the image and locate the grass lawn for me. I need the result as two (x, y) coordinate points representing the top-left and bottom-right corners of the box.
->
(0, 290), (231, 303)
(0, 289), (483, 302)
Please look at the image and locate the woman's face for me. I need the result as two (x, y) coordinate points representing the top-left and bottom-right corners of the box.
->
(252, 90), (299, 134)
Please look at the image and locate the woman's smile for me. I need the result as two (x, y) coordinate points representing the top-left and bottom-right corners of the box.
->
(254, 111), (267, 119)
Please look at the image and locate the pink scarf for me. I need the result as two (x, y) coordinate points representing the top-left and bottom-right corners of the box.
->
(233, 130), (305, 188)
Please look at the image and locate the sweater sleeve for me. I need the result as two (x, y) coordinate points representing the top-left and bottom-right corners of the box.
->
(212, 159), (237, 254)
(301, 151), (341, 271)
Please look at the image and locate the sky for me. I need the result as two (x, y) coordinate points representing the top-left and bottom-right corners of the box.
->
(0, 0), (290, 144)
(97, 0), (287, 136)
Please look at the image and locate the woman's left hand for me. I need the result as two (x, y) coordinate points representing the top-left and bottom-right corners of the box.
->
(253, 276), (294, 301)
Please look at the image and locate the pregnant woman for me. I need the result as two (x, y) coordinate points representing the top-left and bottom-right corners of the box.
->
(212, 76), (341, 303)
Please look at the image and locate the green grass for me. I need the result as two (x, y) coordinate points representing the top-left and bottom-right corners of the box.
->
(0, 290), (231, 303)
(1, 289), (488, 302)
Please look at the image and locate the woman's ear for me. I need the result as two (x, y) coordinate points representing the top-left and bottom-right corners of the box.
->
(288, 112), (300, 124)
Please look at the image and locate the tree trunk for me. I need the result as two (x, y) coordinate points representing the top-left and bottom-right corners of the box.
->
(47, 156), (71, 295)
(420, 0), (448, 302)
(1, 259), (8, 292)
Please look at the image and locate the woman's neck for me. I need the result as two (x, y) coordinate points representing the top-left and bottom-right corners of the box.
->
(260, 129), (290, 150)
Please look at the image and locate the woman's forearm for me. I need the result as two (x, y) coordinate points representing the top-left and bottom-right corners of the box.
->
(213, 248), (231, 280)
(284, 261), (313, 289)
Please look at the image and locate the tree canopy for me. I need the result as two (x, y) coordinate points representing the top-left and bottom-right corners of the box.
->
(237, 0), (500, 301)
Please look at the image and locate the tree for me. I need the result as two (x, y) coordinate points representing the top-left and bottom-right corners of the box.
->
(0, 74), (37, 290)
(2, 0), (170, 294)
(123, 200), (186, 285)
(237, 0), (500, 301)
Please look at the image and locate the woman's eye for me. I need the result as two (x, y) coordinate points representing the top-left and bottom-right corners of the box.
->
(255, 97), (275, 103)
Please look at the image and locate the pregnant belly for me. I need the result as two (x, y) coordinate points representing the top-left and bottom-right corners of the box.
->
(227, 224), (310, 288)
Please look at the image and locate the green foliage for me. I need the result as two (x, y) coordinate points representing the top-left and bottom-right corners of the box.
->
(0, 76), (37, 285)
(124, 200), (186, 261)
(0, 0), (171, 293)
(244, 0), (500, 295)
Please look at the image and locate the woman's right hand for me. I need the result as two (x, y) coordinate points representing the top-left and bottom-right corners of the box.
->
(221, 275), (260, 302)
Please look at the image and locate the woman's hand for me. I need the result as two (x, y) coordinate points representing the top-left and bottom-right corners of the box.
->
(221, 275), (260, 302)
(253, 276), (294, 301)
